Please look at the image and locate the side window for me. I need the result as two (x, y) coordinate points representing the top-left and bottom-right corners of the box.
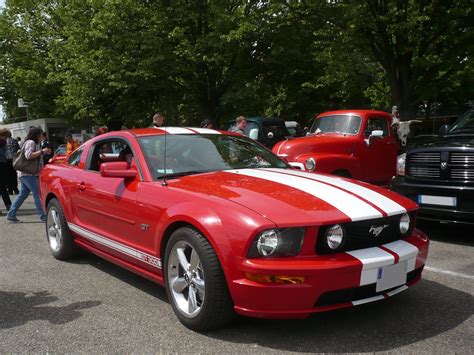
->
(244, 122), (260, 140)
(365, 118), (389, 137)
(87, 139), (135, 172)
(67, 147), (84, 166)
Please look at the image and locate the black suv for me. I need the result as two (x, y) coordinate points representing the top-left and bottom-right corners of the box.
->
(226, 117), (289, 149)
(391, 108), (474, 224)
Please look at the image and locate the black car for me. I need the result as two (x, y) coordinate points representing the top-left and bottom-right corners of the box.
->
(391, 108), (474, 225)
(226, 117), (290, 149)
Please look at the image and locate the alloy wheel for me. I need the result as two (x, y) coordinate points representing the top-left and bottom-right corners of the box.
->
(167, 240), (205, 317)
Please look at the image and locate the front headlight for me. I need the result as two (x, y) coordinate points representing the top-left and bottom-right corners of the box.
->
(248, 228), (305, 257)
(397, 153), (406, 176)
(326, 224), (345, 250)
(399, 213), (411, 235)
(305, 158), (316, 172)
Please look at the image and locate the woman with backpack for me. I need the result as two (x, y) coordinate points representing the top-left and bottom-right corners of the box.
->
(6, 127), (51, 223)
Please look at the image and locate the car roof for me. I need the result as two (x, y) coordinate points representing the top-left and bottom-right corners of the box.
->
(317, 110), (390, 118)
(102, 127), (239, 138)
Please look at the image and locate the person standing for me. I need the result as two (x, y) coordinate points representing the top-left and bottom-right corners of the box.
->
(150, 112), (165, 128)
(200, 119), (214, 129)
(5, 130), (20, 195)
(0, 129), (13, 215)
(65, 132), (79, 155)
(40, 132), (54, 165)
(229, 116), (247, 136)
(6, 127), (51, 223)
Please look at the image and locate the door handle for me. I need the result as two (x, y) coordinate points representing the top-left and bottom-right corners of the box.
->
(78, 182), (86, 192)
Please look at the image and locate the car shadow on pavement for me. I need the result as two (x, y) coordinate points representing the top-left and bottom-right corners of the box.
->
(0, 290), (101, 330)
(204, 279), (473, 352)
(417, 222), (474, 246)
(67, 254), (169, 303)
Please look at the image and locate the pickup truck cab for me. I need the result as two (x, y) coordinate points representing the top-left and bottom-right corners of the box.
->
(272, 110), (398, 185)
(226, 116), (290, 149)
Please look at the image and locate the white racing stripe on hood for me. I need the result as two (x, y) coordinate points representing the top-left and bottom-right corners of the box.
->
(227, 169), (383, 221)
(265, 168), (406, 216)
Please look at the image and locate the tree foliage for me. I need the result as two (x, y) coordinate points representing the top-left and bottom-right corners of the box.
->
(1, 0), (472, 126)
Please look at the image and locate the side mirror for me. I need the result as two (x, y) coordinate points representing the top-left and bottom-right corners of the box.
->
(365, 130), (384, 146)
(439, 124), (449, 136)
(100, 162), (137, 179)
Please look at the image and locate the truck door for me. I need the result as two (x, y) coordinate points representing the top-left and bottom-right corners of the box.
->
(362, 117), (397, 184)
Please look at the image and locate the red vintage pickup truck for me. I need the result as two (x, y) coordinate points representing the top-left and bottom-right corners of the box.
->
(272, 110), (398, 186)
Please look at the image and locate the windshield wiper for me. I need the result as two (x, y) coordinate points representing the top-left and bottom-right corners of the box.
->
(158, 170), (210, 180)
(448, 127), (474, 134)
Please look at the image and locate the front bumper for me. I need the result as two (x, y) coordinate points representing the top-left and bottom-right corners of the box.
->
(229, 229), (429, 319)
(390, 176), (474, 225)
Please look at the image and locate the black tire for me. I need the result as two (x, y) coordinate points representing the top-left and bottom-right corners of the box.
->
(164, 226), (234, 331)
(332, 169), (352, 178)
(46, 198), (79, 260)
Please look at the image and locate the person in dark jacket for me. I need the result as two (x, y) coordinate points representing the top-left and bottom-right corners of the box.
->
(0, 128), (12, 215)
(5, 130), (20, 195)
(40, 132), (53, 165)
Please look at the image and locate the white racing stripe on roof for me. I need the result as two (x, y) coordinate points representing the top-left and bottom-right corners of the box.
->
(265, 168), (406, 216)
(227, 169), (383, 221)
(190, 127), (221, 134)
(159, 127), (196, 134)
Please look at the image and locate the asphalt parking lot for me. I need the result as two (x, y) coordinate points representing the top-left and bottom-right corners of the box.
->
(1, 197), (473, 353)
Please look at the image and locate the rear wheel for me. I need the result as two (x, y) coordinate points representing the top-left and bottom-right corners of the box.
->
(164, 227), (234, 331)
(46, 198), (79, 260)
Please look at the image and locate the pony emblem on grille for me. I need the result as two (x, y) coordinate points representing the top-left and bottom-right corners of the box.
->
(369, 224), (389, 237)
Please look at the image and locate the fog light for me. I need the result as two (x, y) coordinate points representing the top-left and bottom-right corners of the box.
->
(305, 158), (316, 172)
(257, 230), (279, 256)
(400, 213), (410, 235)
(326, 224), (345, 250)
(245, 273), (305, 284)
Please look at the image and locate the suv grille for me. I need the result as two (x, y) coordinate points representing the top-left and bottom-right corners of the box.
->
(406, 151), (474, 181)
(316, 213), (415, 255)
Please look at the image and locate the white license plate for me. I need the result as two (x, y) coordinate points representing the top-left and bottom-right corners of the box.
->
(418, 195), (457, 207)
(376, 262), (407, 292)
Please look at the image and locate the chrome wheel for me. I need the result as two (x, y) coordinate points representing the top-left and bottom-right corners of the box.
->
(167, 240), (205, 318)
(47, 207), (62, 252)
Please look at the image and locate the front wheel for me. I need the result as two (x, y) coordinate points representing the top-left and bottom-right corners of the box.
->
(164, 227), (234, 331)
(46, 198), (79, 260)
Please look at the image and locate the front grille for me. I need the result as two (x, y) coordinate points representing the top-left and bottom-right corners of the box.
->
(406, 151), (474, 182)
(407, 152), (440, 179)
(315, 213), (415, 255)
(450, 153), (474, 181)
(315, 267), (423, 307)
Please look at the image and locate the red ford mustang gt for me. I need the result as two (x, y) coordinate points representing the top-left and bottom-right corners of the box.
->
(40, 127), (429, 331)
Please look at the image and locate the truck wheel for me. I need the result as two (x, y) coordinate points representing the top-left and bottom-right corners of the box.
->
(164, 227), (234, 331)
(332, 169), (351, 178)
(46, 198), (79, 260)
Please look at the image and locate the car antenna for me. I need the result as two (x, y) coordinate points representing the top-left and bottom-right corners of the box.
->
(162, 126), (168, 186)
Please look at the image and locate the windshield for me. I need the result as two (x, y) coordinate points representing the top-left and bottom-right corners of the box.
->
(448, 109), (474, 134)
(310, 115), (361, 135)
(138, 134), (288, 179)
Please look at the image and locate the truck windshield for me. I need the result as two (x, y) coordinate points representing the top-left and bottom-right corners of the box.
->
(448, 109), (474, 134)
(310, 115), (361, 135)
(138, 134), (288, 180)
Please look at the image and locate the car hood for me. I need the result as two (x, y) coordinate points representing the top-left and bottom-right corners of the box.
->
(273, 134), (356, 159)
(167, 168), (416, 226)
(409, 134), (474, 150)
